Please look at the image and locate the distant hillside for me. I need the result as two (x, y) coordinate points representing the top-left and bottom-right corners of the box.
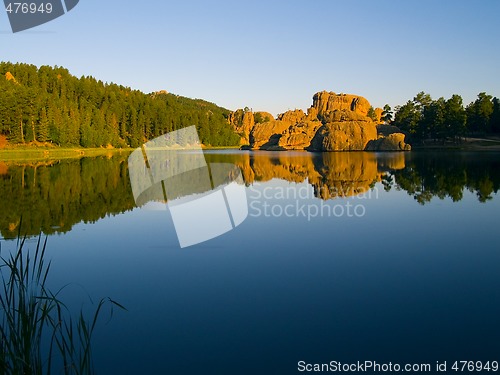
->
(0, 62), (240, 148)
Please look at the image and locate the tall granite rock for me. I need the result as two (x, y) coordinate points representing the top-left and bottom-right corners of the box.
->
(229, 109), (255, 145)
(312, 91), (371, 117)
(242, 91), (409, 152)
(249, 91), (378, 151)
(249, 108), (324, 150)
(308, 110), (377, 151)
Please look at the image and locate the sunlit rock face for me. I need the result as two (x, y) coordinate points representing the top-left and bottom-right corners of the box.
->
(307, 111), (378, 151)
(229, 109), (255, 145)
(248, 91), (380, 151)
(312, 91), (372, 118)
(366, 125), (411, 151)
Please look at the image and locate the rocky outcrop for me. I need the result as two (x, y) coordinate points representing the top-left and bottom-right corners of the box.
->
(366, 133), (411, 151)
(277, 109), (306, 124)
(254, 111), (274, 124)
(365, 125), (411, 151)
(229, 109), (255, 145)
(245, 91), (410, 152)
(308, 117), (377, 151)
(250, 120), (291, 149)
(250, 109), (320, 150)
(277, 121), (323, 150)
(312, 91), (371, 117)
(375, 107), (384, 124)
(5, 72), (18, 83)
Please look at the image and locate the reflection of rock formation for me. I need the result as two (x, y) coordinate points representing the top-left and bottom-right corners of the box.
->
(0, 162), (8, 175)
(2, 150), (498, 240)
(309, 153), (379, 199)
(205, 151), (407, 200)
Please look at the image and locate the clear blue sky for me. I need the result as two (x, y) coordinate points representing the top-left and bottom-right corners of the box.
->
(1, 0), (499, 115)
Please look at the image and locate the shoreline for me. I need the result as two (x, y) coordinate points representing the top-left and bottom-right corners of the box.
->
(1, 139), (499, 161)
(0, 145), (241, 161)
(0, 147), (134, 161)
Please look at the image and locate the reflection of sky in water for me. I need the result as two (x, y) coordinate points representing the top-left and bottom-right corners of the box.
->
(27, 176), (500, 374)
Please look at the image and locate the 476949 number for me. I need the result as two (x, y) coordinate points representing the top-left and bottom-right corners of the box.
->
(452, 361), (499, 372)
(5, 2), (53, 14)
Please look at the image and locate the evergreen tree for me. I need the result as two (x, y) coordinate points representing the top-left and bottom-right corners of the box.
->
(37, 107), (50, 142)
(381, 104), (393, 123)
(444, 95), (466, 140)
(422, 97), (445, 139)
(0, 62), (240, 148)
(490, 97), (500, 134)
(466, 92), (493, 134)
(367, 106), (378, 122)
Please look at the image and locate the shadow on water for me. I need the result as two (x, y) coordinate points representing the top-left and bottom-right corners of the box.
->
(1, 151), (499, 238)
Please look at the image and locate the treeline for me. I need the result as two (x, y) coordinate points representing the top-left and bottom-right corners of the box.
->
(389, 92), (500, 142)
(0, 62), (240, 148)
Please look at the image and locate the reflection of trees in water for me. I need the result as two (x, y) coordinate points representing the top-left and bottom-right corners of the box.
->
(1, 152), (498, 238)
(0, 156), (135, 239)
(384, 152), (500, 204)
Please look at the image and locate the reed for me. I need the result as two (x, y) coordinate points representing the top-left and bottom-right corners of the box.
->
(0, 234), (125, 374)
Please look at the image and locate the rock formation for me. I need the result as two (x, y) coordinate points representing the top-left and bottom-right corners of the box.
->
(365, 125), (411, 151)
(246, 91), (378, 151)
(278, 121), (323, 150)
(231, 91), (410, 152)
(312, 91), (371, 117)
(229, 109), (255, 145)
(5, 72), (18, 83)
(254, 111), (274, 123)
(309, 121), (377, 151)
(374, 107), (384, 124)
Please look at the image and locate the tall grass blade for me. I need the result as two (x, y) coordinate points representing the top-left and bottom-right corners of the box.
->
(0, 234), (125, 374)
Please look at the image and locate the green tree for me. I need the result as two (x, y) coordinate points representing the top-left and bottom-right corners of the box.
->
(0, 62), (241, 148)
(466, 92), (493, 134)
(37, 107), (50, 142)
(367, 106), (378, 121)
(489, 97), (500, 134)
(422, 97), (446, 140)
(393, 100), (420, 136)
(381, 104), (393, 123)
(444, 95), (466, 140)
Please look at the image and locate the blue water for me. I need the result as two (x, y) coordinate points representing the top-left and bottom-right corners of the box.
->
(2, 151), (500, 374)
(45, 192), (500, 373)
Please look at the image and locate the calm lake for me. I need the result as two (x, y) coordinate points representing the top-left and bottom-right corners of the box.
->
(1, 150), (499, 374)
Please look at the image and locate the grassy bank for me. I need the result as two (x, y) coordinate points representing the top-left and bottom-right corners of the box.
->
(0, 145), (243, 161)
(0, 147), (134, 161)
(411, 137), (500, 151)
